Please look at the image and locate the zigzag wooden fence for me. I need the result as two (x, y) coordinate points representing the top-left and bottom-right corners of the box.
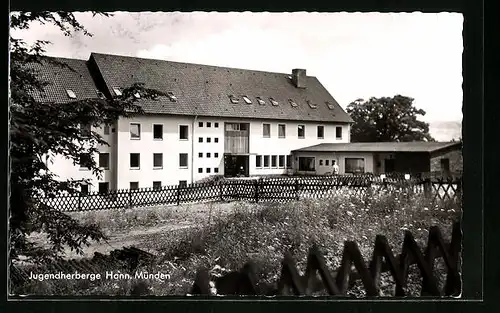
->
(191, 221), (462, 297)
(39, 174), (462, 212)
(10, 222), (460, 297)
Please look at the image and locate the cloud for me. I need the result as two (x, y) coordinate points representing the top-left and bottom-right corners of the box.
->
(11, 12), (463, 138)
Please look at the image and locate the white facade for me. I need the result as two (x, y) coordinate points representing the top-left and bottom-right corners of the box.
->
(45, 124), (116, 193)
(47, 114), (351, 191)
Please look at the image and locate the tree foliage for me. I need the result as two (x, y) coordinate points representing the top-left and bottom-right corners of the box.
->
(346, 95), (435, 142)
(9, 12), (165, 264)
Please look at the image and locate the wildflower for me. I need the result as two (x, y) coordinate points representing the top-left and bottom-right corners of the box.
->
(346, 211), (353, 216)
(423, 207), (429, 211)
(362, 235), (368, 240)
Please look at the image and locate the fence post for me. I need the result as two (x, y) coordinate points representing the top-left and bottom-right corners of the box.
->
(423, 178), (432, 198)
(128, 189), (133, 208)
(176, 185), (181, 206)
(295, 178), (300, 201)
(254, 179), (259, 203)
(78, 192), (82, 211)
(219, 181), (224, 202)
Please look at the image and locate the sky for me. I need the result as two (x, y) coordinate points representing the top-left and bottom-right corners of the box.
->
(10, 12), (463, 140)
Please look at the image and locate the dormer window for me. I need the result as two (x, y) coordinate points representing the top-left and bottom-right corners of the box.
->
(270, 98), (278, 106)
(113, 87), (122, 96)
(66, 89), (76, 99)
(256, 97), (266, 105)
(95, 90), (105, 99)
(325, 101), (335, 110)
(307, 100), (317, 109)
(167, 92), (177, 102)
(288, 99), (298, 107)
(242, 96), (252, 104)
(229, 95), (239, 104)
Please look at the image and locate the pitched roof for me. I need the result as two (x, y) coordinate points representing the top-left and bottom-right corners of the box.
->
(89, 52), (354, 123)
(292, 142), (461, 153)
(23, 56), (100, 104)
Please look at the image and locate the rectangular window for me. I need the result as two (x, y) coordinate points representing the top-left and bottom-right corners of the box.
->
(153, 181), (162, 190)
(214, 122), (219, 128)
(278, 155), (285, 168)
(298, 125), (305, 139)
(242, 96), (252, 104)
(179, 153), (188, 168)
(130, 182), (139, 190)
(325, 160), (330, 166)
(130, 153), (140, 169)
(286, 155), (292, 169)
(214, 168), (219, 173)
(153, 124), (163, 140)
(103, 124), (110, 135)
(207, 137), (211, 143)
(336, 126), (342, 139)
(214, 153), (219, 158)
(441, 158), (450, 173)
(113, 87), (122, 96)
(214, 137), (219, 143)
(199, 122), (203, 127)
(206, 168), (211, 173)
(256, 97), (266, 105)
(207, 122), (212, 127)
(298, 157), (315, 171)
(278, 124), (286, 138)
(319, 160), (323, 166)
(98, 182), (109, 194)
(198, 152), (203, 158)
(345, 158), (365, 174)
(263, 155), (270, 168)
(263, 123), (270, 138)
(198, 137), (203, 143)
(317, 126), (324, 139)
(81, 184), (89, 195)
(153, 153), (163, 168)
(271, 155), (277, 168)
(198, 168), (203, 173)
(206, 153), (211, 158)
(99, 153), (110, 169)
(179, 180), (187, 187)
(256, 155), (262, 168)
(179, 125), (189, 140)
(79, 153), (91, 169)
(130, 123), (141, 139)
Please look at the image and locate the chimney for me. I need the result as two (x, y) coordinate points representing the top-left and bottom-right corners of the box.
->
(292, 69), (307, 88)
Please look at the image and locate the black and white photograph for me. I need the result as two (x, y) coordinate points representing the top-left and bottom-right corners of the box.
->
(9, 11), (463, 298)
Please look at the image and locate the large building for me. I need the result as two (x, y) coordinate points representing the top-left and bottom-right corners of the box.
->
(27, 53), (354, 192)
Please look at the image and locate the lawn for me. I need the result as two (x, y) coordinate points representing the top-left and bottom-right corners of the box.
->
(17, 186), (461, 297)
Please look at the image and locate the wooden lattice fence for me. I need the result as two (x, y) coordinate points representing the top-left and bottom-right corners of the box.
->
(39, 174), (462, 212)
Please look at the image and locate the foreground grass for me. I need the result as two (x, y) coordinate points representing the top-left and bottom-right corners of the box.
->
(14, 188), (461, 297)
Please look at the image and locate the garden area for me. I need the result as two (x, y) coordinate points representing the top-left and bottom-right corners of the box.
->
(13, 184), (462, 297)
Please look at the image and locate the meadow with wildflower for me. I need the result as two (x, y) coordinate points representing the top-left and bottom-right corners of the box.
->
(16, 186), (461, 297)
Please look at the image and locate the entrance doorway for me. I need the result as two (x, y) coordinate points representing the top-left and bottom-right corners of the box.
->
(224, 154), (249, 177)
(384, 159), (396, 173)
